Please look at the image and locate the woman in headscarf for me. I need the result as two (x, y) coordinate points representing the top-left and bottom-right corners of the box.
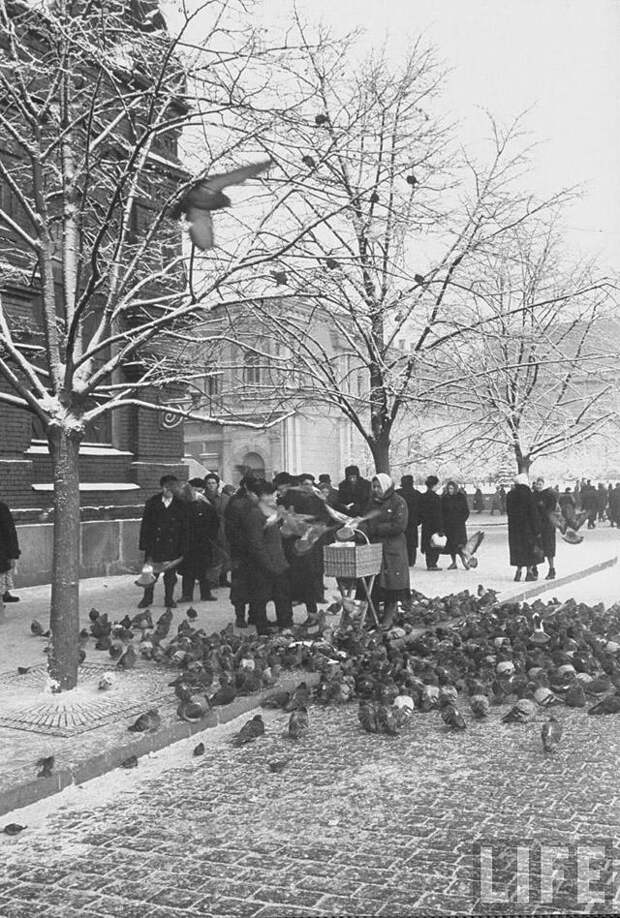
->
(441, 481), (470, 569)
(506, 473), (543, 582)
(360, 473), (410, 629)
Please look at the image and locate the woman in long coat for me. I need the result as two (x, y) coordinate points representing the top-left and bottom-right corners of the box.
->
(362, 473), (410, 629)
(418, 475), (444, 570)
(441, 481), (470, 569)
(506, 474), (542, 582)
(532, 477), (558, 580)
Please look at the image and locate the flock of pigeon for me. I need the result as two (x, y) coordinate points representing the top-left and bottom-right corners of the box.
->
(24, 586), (620, 778)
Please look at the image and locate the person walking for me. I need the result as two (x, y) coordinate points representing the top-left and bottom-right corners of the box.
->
(177, 479), (219, 603)
(473, 487), (484, 514)
(337, 465), (371, 517)
(581, 480), (598, 529)
(532, 476), (558, 580)
(596, 483), (608, 523)
(360, 474), (410, 630)
(441, 481), (470, 570)
(506, 474), (542, 582)
(396, 475), (421, 567)
(0, 499), (20, 615)
(418, 475), (444, 571)
(138, 475), (190, 608)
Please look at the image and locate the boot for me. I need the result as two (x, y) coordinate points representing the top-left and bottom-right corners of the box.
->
(138, 586), (154, 608)
(524, 567), (537, 582)
(514, 568), (522, 582)
(546, 567), (556, 580)
(2, 592), (19, 603)
(381, 603), (396, 631)
(179, 576), (194, 603)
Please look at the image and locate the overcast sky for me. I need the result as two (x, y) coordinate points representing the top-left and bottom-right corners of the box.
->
(252, 0), (620, 274)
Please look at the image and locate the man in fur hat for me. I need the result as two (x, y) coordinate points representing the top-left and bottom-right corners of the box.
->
(337, 465), (371, 517)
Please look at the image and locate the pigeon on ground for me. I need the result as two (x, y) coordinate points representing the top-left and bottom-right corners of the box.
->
(30, 620), (49, 637)
(358, 700), (378, 733)
(186, 607), (198, 621)
(232, 714), (265, 747)
(541, 716), (562, 753)
(441, 704), (467, 730)
(587, 693), (620, 715)
(3, 824), (26, 835)
(98, 672), (115, 691)
(120, 755), (138, 769)
(288, 707), (309, 740)
(128, 709), (161, 733)
(36, 756), (54, 778)
(301, 154), (316, 168)
(17, 666), (30, 675)
(285, 682), (310, 712)
(376, 704), (400, 736)
(268, 759), (291, 773)
(177, 698), (209, 722)
(193, 742), (205, 757)
(564, 680), (586, 708)
(502, 698), (537, 723)
(170, 160), (271, 251)
(469, 694), (490, 718)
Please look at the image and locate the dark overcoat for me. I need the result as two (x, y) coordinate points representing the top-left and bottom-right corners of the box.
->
(364, 488), (410, 591)
(238, 505), (289, 605)
(0, 501), (20, 574)
(396, 485), (421, 551)
(139, 494), (190, 563)
(279, 490), (327, 604)
(533, 487), (557, 559)
(418, 490), (444, 553)
(178, 497), (219, 579)
(441, 491), (469, 554)
(337, 476), (372, 516)
(506, 484), (542, 567)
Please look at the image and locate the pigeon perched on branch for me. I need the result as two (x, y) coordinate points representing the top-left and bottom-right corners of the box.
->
(170, 160), (271, 251)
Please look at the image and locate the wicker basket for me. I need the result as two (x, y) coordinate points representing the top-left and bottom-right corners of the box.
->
(323, 542), (383, 578)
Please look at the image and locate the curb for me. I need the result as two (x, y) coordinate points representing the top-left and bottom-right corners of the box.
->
(0, 671), (320, 819)
(502, 554), (618, 604)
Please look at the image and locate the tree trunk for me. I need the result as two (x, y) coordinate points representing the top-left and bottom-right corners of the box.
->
(47, 427), (82, 691)
(370, 433), (391, 475)
(517, 455), (531, 474)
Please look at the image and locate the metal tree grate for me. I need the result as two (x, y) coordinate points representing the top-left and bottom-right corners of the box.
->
(0, 662), (173, 737)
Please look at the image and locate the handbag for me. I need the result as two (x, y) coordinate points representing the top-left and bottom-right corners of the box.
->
(430, 532), (447, 549)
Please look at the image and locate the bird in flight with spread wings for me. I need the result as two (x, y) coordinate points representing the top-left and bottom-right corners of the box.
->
(170, 160), (271, 251)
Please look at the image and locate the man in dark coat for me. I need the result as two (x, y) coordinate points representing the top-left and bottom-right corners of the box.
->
(532, 476), (558, 580)
(279, 473), (328, 618)
(581, 480), (598, 529)
(337, 465), (371, 517)
(441, 481), (470, 569)
(0, 500), (20, 610)
(138, 475), (190, 608)
(240, 479), (292, 635)
(204, 473), (231, 586)
(506, 474), (542, 582)
(396, 474), (421, 566)
(224, 476), (257, 628)
(317, 473), (339, 507)
(596, 483), (608, 522)
(178, 479), (219, 603)
(418, 475), (444, 570)
(609, 483), (620, 528)
(362, 474), (410, 629)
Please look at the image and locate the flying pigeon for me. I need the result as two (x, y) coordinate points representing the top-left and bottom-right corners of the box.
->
(170, 159), (271, 251)
(541, 716), (562, 753)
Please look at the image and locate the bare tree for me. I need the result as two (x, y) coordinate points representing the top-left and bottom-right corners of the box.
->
(442, 220), (616, 474)
(0, 0), (332, 689)
(208, 25), (585, 474)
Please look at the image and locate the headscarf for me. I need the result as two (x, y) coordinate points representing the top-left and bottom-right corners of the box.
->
(372, 473), (393, 496)
(514, 473), (529, 487)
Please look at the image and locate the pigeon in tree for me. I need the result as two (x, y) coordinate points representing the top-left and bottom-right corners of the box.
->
(271, 270), (288, 286)
(170, 160), (271, 251)
(301, 154), (316, 168)
(406, 173), (418, 186)
(414, 274), (425, 285)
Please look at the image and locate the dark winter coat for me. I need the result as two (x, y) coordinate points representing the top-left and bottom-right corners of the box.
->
(441, 491), (469, 554)
(473, 488), (485, 512)
(418, 489), (444, 553)
(224, 491), (255, 606)
(363, 488), (410, 591)
(139, 494), (190, 563)
(178, 497), (219, 579)
(396, 484), (421, 550)
(533, 487), (557, 559)
(337, 475), (372, 517)
(0, 501), (20, 574)
(506, 484), (542, 567)
(558, 491), (576, 524)
(580, 485), (598, 513)
(597, 485), (608, 512)
(279, 489), (327, 604)
(609, 486), (620, 525)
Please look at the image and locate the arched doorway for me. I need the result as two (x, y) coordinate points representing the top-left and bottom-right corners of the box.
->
(242, 451), (266, 479)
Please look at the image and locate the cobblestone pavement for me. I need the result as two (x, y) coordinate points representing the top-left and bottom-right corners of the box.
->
(1, 698), (619, 917)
